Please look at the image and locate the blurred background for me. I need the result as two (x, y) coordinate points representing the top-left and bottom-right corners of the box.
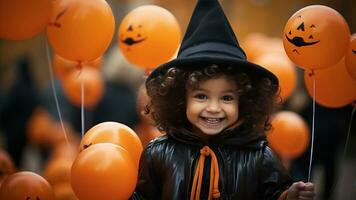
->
(0, 0), (355, 199)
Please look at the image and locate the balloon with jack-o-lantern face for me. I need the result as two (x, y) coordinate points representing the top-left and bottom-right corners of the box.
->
(346, 33), (356, 80)
(0, 171), (55, 200)
(283, 5), (350, 70)
(118, 5), (181, 70)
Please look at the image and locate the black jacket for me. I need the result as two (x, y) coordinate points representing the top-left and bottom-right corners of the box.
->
(131, 125), (292, 200)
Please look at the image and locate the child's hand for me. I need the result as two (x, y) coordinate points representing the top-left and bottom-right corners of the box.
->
(286, 181), (315, 200)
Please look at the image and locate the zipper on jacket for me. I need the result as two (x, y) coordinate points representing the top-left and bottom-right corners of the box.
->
(216, 146), (229, 197)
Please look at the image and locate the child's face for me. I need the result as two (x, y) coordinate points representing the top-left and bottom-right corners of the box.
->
(186, 76), (239, 137)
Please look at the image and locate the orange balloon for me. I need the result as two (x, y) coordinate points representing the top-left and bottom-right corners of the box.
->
(136, 123), (162, 147)
(71, 143), (137, 200)
(254, 53), (297, 101)
(62, 67), (104, 108)
(80, 121), (143, 167)
(267, 111), (309, 159)
(0, 0), (52, 40)
(26, 107), (54, 146)
(0, 149), (16, 184)
(0, 171), (55, 200)
(48, 121), (80, 147)
(47, 0), (115, 62)
(304, 58), (356, 108)
(43, 158), (73, 186)
(53, 55), (103, 81)
(136, 83), (162, 146)
(283, 5), (350, 70)
(118, 5), (181, 69)
(136, 83), (153, 122)
(51, 142), (79, 163)
(241, 33), (285, 62)
(53, 183), (78, 200)
(346, 34), (356, 80)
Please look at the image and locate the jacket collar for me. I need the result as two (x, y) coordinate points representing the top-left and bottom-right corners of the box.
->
(167, 124), (267, 149)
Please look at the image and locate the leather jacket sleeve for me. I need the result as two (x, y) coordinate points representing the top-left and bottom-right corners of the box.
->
(130, 142), (162, 200)
(259, 146), (293, 200)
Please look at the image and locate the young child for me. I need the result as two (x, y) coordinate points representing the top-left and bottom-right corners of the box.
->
(131, 0), (315, 199)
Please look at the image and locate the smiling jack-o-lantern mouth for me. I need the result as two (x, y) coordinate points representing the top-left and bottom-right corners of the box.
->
(285, 34), (320, 47)
(121, 37), (147, 46)
(352, 49), (356, 54)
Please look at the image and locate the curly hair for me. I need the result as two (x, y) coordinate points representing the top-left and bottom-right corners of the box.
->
(145, 64), (280, 134)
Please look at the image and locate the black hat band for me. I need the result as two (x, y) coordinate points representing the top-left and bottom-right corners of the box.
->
(179, 42), (246, 59)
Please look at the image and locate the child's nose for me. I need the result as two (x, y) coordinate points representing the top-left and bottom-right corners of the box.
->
(206, 100), (221, 112)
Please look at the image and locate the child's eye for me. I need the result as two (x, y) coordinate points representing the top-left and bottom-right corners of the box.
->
(222, 95), (234, 101)
(194, 94), (207, 100)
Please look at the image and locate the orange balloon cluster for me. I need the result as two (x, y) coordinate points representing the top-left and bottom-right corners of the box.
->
(304, 58), (356, 108)
(47, 0), (115, 62)
(267, 111), (309, 160)
(71, 143), (137, 200)
(346, 34), (356, 80)
(118, 5), (181, 69)
(0, 171), (55, 200)
(283, 5), (350, 70)
(0, 0), (52, 40)
(71, 122), (142, 200)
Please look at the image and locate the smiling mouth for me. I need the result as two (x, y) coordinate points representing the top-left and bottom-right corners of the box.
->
(285, 34), (320, 47)
(200, 116), (225, 128)
(353, 49), (356, 54)
(121, 37), (147, 46)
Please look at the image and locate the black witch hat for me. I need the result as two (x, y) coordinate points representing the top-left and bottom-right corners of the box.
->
(147, 0), (278, 85)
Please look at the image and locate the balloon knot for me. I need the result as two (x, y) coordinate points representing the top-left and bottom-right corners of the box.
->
(48, 22), (61, 28)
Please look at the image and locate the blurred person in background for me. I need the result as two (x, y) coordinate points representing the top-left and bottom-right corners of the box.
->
(0, 56), (40, 168)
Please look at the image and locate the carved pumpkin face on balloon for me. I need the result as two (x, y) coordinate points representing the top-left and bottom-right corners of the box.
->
(120, 24), (147, 47)
(284, 16), (320, 50)
(283, 5), (350, 70)
(118, 5), (181, 69)
(0, 172), (55, 200)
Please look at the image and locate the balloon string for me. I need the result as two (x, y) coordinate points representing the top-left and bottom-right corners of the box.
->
(308, 71), (316, 182)
(329, 102), (356, 197)
(44, 36), (70, 147)
(81, 74), (85, 138)
(341, 103), (356, 160)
